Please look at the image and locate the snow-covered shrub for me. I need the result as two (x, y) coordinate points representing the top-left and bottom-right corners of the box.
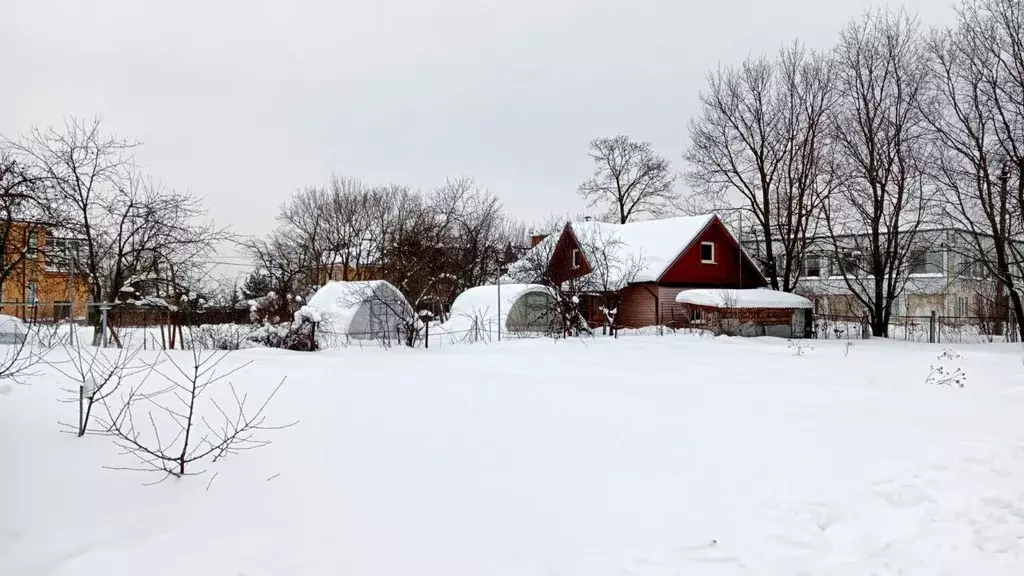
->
(246, 306), (320, 352)
(189, 324), (260, 351)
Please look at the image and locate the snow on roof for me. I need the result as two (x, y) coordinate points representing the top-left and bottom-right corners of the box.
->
(675, 288), (813, 309)
(307, 280), (411, 335)
(437, 284), (555, 335)
(509, 215), (721, 288)
(572, 215), (715, 282)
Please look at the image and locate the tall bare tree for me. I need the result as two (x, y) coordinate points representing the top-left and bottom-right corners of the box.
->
(578, 135), (677, 224)
(260, 173), (523, 321)
(278, 185), (333, 285)
(685, 43), (835, 291)
(0, 145), (53, 290)
(12, 118), (223, 344)
(923, 0), (1024, 340)
(246, 228), (314, 322)
(825, 9), (934, 337)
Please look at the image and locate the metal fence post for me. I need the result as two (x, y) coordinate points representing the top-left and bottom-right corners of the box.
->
(100, 303), (109, 348)
(418, 310), (432, 349)
(929, 310), (937, 344)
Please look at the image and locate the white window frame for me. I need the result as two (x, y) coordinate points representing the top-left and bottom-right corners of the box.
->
(571, 248), (581, 269)
(909, 248), (945, 276)
(700, 242), (716, 264)
(803, 254), (823, 278)
(27, 232), (38, 259)
(27, 280), (38, 305)
(957, 296), (969, 317)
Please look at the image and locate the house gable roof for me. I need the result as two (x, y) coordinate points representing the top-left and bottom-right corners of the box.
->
(658, 216), (768, 286)
(565, 215), (716, 283)
(510, 214), (770, 288)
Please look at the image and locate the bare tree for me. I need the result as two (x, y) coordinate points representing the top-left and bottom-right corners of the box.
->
(278, 185), (334, 285)
(0, 317), (49, 396)
(922, 0), (1024, 341)
(685, 43), (836, 291)
(246, 229), (314, 323)
(51, 344), (149, 436)
(506, 219), (645, 336)
(572, 224), (645, 335)
(11, 118), (224, 345)
(0, 145), (54, 290)
(102, 346), (293, 480)
(264, 172), (524, 327)
(824, 9), (934, 337)
(578, 135), (677, 224)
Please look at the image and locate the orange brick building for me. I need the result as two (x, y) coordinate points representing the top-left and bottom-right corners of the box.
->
(0, 221), (90, 321)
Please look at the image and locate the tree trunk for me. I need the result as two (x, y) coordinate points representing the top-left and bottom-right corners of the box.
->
(1009, 288), (1024, 344)
(871, 275), (886, 337)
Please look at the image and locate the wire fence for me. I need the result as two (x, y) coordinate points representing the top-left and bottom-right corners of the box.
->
(813, 313), (1019, 344)
(15, 300), (1012, 352)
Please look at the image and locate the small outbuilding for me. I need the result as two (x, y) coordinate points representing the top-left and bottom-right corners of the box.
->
(675, 288), (814, 338)
(436, 284), (560, 342)
(307, 280), (415, 346)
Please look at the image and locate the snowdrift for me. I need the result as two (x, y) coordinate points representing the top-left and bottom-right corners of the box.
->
(4, 338), (1024, 574)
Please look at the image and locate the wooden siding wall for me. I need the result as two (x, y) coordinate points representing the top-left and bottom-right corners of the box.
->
(616, 284), (689, 329)
(659, 221), (766, 288)
(547, 227), (591, 286)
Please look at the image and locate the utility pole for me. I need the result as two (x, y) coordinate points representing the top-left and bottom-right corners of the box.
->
(66, 240), (76, 345)
(495, 242), (515, 342)
(100, 303), (109, 348)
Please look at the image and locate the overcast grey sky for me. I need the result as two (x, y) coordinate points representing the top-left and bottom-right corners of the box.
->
(3, 0), (956, 249)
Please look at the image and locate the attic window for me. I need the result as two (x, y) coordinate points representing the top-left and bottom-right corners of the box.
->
(571, 248), (581, 269)
(700, 242), (715, 264)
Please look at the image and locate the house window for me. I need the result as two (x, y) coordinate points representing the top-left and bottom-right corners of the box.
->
(957, 296), (969, 317)
(690, 307), (704, 324)
(700, 242), (715, 263)
(571, 248), (581, 269)
(838, 252), (862, 276)
(46, 238), (76, 271)
(27, 281), (38, 305)
(959, 258), (987, 279)
(910, 248), (943, 275)
(54, 301), (72, 321)
(27, 232), (38, 259)
(803, 254), (822, 278)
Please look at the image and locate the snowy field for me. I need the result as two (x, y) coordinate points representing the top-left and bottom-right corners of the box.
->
(3, 335), (1024, 575)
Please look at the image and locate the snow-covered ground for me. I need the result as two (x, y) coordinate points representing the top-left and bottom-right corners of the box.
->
(3, 335), (1024, 575)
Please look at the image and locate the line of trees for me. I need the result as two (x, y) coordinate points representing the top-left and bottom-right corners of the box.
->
(246, 176), (526, 320)
(684, 0), (1024, 339)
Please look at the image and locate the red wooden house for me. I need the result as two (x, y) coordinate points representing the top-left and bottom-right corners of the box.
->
(511, 214), (767, 329)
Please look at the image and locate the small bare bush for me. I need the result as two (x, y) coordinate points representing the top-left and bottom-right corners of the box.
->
(926, 348), (966, 388)
(788, 340), (814, 356)
(101, 346), (296, 481)
(51, 344), (151, 437)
